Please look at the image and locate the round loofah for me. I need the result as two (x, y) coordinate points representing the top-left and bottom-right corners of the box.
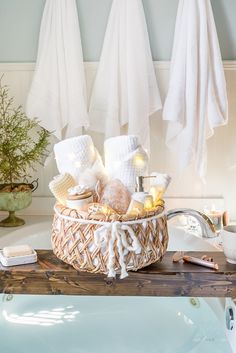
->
(100, 179), (131, 214)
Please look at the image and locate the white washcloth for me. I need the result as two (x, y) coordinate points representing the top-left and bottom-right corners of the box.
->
(26, 0), (88, 140)
(89, 0), (162, 152)
(150, 173), (172, 190)
(105, 135), (148, 192)
(49, 173), (76, 205)
(163, 0), (228, 179)
(54, 135), (107, 187)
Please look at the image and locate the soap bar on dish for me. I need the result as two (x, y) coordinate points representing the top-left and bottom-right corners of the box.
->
(0, 250), (37, 267)
(3, 245), (33, 258)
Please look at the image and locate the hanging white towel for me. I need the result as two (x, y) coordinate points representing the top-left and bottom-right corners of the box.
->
(26, 0), (88, 140)
(89, 0), (162, 152)
(163, 0), (228, 179)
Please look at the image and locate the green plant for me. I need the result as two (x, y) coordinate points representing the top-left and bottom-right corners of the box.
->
(0, 78), (51, 187)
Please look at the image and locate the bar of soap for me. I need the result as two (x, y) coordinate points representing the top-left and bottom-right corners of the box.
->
(3, 245), (33, 258)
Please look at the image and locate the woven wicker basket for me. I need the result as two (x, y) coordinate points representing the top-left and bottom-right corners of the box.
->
(52, 203), (169, 279)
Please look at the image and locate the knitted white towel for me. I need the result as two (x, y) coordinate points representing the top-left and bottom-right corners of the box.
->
(49, 173), (76, 205)
(54, 135), (107, 187)
(104, 135), (148, 192)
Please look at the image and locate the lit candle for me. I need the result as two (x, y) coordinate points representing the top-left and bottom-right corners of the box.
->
(149, 173), (171, 204)
(133, 153), (146, 167)
(149, 186), (164, 205)
(102, 205), (111, 215)
(144, 195), (154, 211)
(204, 205), (223, 232)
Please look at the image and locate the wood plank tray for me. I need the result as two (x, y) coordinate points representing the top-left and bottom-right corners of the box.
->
(0, 251), (236, 298)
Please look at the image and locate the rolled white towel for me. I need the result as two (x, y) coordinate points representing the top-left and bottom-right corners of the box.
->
(104, 135), (149, 192)
(54, 135), (107, 187)
(54, 135), (96, 177)
(49, 173), (76, 205)
(150, 173), (172, 189)
(149, 172), (172, 204)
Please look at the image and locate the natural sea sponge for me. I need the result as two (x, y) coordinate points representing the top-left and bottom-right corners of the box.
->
(100, 179), (131, 214)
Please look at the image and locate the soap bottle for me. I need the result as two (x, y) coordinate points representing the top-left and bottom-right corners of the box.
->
(127, 176), (155, 215)
(133, 176), (155, 206)
(132, 176), (148, 203)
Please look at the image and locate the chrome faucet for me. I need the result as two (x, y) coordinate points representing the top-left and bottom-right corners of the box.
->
(166, 208), (217, 238)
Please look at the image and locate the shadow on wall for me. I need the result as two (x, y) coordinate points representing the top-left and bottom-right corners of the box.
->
(143, 0), (179, 60)
(212, 0), (236, 60)
(212, 0), (236, 169)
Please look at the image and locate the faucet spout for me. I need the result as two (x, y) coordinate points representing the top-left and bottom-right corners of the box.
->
(166, 208), (217, 238)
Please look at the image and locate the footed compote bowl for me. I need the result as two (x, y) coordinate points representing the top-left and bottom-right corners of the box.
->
(0, 180), (38, 227)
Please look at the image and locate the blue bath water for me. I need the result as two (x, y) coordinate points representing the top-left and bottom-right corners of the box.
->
(0, 295), (232, 353)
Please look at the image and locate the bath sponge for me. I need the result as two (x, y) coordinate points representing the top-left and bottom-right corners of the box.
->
(49, 173), (77, 205)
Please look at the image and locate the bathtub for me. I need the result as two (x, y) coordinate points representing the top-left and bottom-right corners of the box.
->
(0, 216), (235, 353)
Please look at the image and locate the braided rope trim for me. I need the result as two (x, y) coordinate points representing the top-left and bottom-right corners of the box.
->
(54, 205), (166, 225)
(54, 201), (165, 221)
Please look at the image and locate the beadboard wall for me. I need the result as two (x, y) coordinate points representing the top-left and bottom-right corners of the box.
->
(0, 62), (236, 218)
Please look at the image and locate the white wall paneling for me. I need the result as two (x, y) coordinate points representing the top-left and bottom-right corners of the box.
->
(0, 62), (235, 218)
(0, 197), (224, 216)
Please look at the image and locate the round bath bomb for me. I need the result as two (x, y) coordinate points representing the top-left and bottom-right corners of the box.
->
(100, 179), (131, 214)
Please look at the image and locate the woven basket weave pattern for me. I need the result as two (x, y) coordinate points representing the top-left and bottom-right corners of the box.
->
(52, 204), (169, 276)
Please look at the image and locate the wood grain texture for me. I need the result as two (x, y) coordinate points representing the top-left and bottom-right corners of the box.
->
(0, 251), (236, 298)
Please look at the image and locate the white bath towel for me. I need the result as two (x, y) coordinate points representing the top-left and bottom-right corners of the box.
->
(54, 135), (107, 187)
(26, 0), (88, 140)
(104, 135), (149, 192)
(163, 0), (228, 179)
(89, 0), (162, 152)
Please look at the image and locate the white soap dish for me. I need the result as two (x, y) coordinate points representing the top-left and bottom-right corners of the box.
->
(0, 250), (37, 267)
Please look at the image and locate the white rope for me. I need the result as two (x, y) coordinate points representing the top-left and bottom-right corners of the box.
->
(94, 221), (142, 279)
(54, 206), (165, 279)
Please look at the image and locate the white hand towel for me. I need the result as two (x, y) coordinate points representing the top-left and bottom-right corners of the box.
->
(54, 135), (106, 187)
(163, 0), (228, 179)
(89, 0), (162, 152)
(104, 135), (149, 192)
(150, 173), (172, 190)
(26, 0), (88, 140)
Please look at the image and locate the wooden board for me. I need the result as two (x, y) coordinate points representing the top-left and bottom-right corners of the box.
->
(0, 251), (236, 298)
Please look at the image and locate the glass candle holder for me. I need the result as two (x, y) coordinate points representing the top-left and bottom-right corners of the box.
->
(149, 186), (164, 205)
(204, 206), (223, 233)
(144, 195), (154, 211)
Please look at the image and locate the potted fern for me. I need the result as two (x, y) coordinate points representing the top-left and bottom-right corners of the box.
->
(0, 79), (50, 227)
